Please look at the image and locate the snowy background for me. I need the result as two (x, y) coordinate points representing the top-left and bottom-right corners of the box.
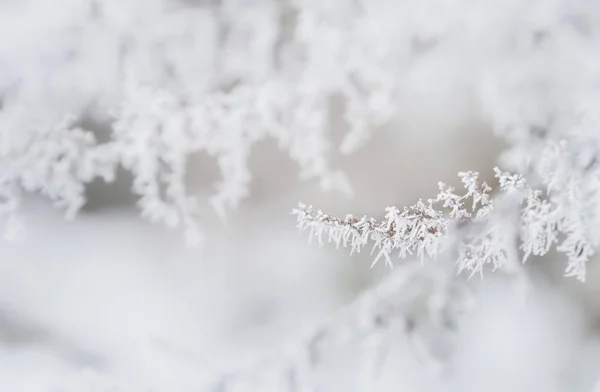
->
(2, 0), (600, 391)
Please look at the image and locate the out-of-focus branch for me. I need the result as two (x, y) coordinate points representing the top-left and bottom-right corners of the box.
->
(203, 261), (469, 391)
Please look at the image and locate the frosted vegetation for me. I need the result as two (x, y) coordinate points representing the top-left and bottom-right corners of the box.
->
(2, 0), (600, 390)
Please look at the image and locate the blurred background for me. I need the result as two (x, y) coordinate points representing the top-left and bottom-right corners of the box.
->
(0, 67), (502, 390)
(2, 0), (600, 391)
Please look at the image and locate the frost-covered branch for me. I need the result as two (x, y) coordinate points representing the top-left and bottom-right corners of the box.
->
(295, 170), (501, 273)
(293, 170), (499, 269)
(1, 0), (410, 241)
(295, 163), (598, 281)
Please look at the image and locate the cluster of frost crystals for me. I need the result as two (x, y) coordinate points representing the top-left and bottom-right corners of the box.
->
(293, 200), (445, 269)
(3, 0), (440, 240)
(294, 170), (495, 269)
(455, 196), (519, 279)
(474, 0), (600, 280)
(0, 0), (490, 241)
(296, 165), (600, 281)
(7, 0), (598, 248)
(488, 137), (600, 281)
(0, 112), (118, 237)
(512, 141), (600, 282)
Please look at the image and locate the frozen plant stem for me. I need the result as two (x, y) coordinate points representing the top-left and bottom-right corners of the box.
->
(294, 166), (595, 281)
(293, 169), (498, 270)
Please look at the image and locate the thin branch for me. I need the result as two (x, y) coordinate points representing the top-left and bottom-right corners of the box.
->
(293, 170), (500, 269)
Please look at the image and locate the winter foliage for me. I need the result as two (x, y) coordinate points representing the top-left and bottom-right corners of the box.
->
(4, 0), (600, 390)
